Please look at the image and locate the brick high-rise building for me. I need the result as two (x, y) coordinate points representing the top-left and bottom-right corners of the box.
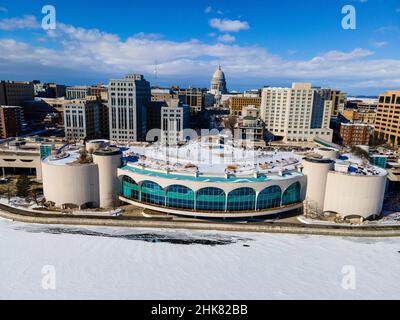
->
(374, 90), (400, 147)
(340, 123), (372, 146)
(0, 106), (22, 138)
(98, 91), (109, 139)
(0, 81), (34, 107)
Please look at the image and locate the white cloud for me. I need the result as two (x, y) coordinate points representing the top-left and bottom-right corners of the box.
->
(205, 6), (224, 15)
(209, 18), (250, 32)
(349, 78), (400, 89)
(318, 48), (374, 61)
(0, 7), (8, 13)
(0, 15), (40, 30)
(133, 32), (163, 40)
(372, 41), (389, 48)
(1, 20), (400, 93)
(217, 34), (235, 43)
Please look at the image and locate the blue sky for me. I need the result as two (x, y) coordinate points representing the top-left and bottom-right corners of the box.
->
(0, 0), (400, 95)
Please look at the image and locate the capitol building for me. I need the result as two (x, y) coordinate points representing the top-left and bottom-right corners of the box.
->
(209, 65), (228, 106)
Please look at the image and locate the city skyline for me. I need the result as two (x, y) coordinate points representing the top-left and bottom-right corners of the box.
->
(0, 0), (400, 95)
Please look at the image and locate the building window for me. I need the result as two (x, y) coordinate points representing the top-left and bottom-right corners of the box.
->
(282, 182), (301, 206)
(227, 188), (256, 212)
(66, 115), (71, 127)
(141, 181), (165, 206)
(196, 187), (226, 211)
(166, 185), (195, 210)
(257, 186), (282, 210)
(122, 176), (140, 200)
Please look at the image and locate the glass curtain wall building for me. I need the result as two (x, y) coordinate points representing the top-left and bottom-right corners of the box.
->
(121, 176), (302, 213)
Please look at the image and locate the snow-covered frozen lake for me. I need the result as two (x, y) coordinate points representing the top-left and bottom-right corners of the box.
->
(1, 218), (400, 300)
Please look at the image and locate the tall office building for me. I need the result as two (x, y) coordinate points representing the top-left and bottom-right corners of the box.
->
(260, 83), (333, 142)
(330, 90), (348, 116)
(98, 91), (109, 139)
(374, 90), (400, 146)
(0, 106), (22, 138)
(40, 98), (71, 127)
(108, 74), (151, 142)
(64, 97), (101, 141)
(22, 99), (61, 129)
(0, 81), (34, 107)
(147, 101), (164, 133)
(66, 86), (91, 99)
(161, 99), (190, 145)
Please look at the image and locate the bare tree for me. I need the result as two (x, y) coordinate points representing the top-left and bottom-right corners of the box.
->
(77, 148), (93, 164)
(223, 115), (238, 133)
(350, 146), (369, 160)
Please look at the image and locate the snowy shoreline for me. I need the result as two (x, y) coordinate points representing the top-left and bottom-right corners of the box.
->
(1, 218), (400, 300)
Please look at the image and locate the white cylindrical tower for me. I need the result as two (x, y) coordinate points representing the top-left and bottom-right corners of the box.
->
(323, 171), (387, 219)
(315, 147), (339, 160)
(302, 158), (334, 213)
(86, 140), (110, 153)
(92, 147), (123, 208)
(42, 154), (100, 209)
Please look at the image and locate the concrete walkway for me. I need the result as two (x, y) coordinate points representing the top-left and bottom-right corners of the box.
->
(1, 203), (400, 237)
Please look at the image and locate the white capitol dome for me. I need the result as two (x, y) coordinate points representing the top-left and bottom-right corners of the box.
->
(210, 65), (228, 95)
(212, 66), (226, 81)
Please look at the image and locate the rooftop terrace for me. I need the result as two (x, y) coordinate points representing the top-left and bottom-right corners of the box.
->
(121, 139), (304, 181)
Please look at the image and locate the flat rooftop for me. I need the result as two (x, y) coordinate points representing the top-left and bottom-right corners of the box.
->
(122, 164), (302, 183)
(39, 137), (388, 179)
(42, 144), (83, 166)
(121, 139), (303, 181)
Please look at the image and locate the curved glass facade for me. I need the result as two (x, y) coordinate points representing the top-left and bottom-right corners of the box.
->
(166, 185), (195, 210)
(196, 187), (226, 211)
(282, 182), (301, 206)
(227, 188), (256, 211)
(141, 181), (166, 206)
(122, 176), (140, 200)
(257, 186), (282, 210)
(121, 176), (302, 213)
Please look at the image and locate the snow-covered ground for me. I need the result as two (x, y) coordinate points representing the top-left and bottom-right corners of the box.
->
(1, 218), (400, 300)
